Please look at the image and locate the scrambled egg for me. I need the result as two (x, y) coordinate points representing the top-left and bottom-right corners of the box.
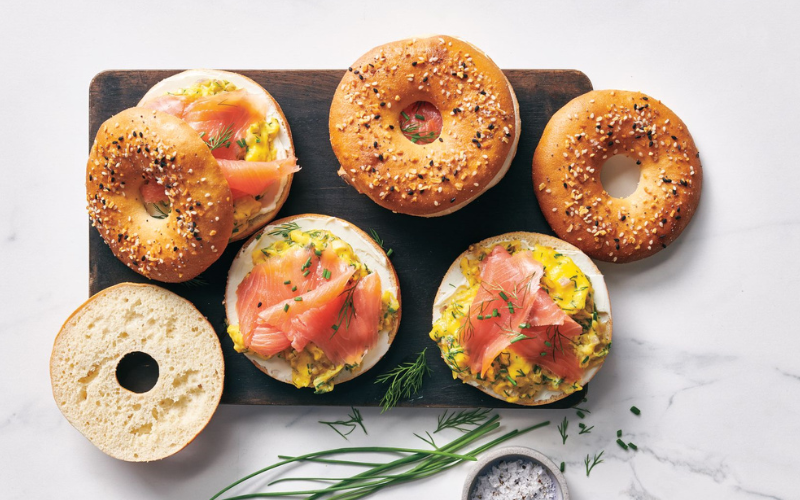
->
(429, 241), (610, 403)
(174, 79), (284, 237)
(229, 228), (399, 393)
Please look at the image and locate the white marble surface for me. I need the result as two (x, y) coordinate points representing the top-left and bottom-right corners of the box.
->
(1, 1), (798, 499)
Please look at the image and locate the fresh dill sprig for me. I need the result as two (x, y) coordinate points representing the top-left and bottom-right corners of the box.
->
(557, 416), (569, 444)
(181, 275), (208, 288)
(319, 407), (367, 440)
(578, 422), (594, 435)
(369, 228), (394, 257)
(331, 279), (359, 336)
(268, 222), (301, 239)
(434, 408), (492, 434)
(202, 124), (234, 151)
(585, 450), (604, 477)
(374, 349), (431, 412)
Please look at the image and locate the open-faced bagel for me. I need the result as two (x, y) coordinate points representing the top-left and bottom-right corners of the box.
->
(50, 283), (224, 461)
(533, 90), (702, 262)
(86, 108), (234, 282)
(330, 35), (520, 217)
(431, 232), (612, 406)
(139, 69), (296, 241)
(225, 214), (401, 391)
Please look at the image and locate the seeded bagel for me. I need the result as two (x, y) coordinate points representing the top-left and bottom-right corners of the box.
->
(86, 108), (234, 282)
(330, 35), (520, 217)
(533, 90), (702, 262)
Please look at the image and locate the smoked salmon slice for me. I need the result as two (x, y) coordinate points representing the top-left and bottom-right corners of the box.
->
(217, 157), (300, 199)
(139, 181), (168, 204)
(461, 246), (544, 377)
(510, 289), (584, 382)
(289, 272), (382, 365)
(399, 101), (442, 144)
(142, 88), (296, 198)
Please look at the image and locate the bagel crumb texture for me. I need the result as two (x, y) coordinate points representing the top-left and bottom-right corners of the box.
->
(330, 35), (519, 217)
(50, 284), (224, 462)
(87, 108), (234, 282)
(533, 90), (703, 263)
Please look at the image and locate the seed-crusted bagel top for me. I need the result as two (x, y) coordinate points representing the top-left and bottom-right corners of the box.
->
(533, 90), (702, 263)
(86, 108), (234, 282)
(330, 35), (520, 217)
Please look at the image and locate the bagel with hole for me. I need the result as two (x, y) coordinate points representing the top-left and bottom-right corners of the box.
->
(330, 35), (520, 217)
(225, 214), (401, 393)
(86, 107), (234, 282)
(138, 69), (298, 241)
(430, 232), (611, 406)
(50, 283), (224, 462)
(533, 89), (702, 263)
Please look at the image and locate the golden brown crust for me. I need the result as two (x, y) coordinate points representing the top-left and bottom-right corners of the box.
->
(533, 90), (702, 263)
(432, 231), (612, 406)
(330, 35), (519, 217)
(86, 108), (234, 282)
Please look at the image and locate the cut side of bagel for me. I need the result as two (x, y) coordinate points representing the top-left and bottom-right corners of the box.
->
(138, 69), (296, 241)
(50, 283), (224, 462)
(225, 214), (401, 392)
(430, 232), (612, 406)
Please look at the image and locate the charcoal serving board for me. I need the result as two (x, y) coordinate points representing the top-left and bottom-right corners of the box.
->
(89, 69), (593, 408)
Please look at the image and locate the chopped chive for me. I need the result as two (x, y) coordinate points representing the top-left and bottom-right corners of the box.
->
(544, 341), (552, 347)
(492, 308), (499, 317)
(303, 269), (310, 277)
(617, 439), (628, 450)
(498, 291), (509, 301)
(630, 406), (641, 415)
(415, 113), (425, 120)
(510, 334), (527, 344)
(576, 410), (585, 419)
(294, 297), (303, 302)
(582, 355), (590, 364)
(323, 269), (331, 280)
(617, 429), (622, 438)
(477, 315), (483, 320)
(628, 442), (638, 451)
(540, 352), (547, 357)
(519, 323), (529, 329)
(507, 304), (515, 314)
(283, 303), (289, 312)
(331, 324), (339, 331)
(505, 374), (517, 386)
(302, 256), (312, 270)
(292, 286), (297, 291)
(560, 462), (565, 472)
(387, 248), (394, 257)
(284, 280), (291, 285)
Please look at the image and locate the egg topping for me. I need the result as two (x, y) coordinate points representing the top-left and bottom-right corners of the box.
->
(430, 241), (610, 403)
(228, 228), (399, 393)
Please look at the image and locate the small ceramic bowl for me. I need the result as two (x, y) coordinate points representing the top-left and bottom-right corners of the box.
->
(461, 446), (569, 500)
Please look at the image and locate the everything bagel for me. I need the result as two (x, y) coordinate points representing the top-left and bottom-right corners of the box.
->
(86, 108), (234, 282)
(533, 90), (702, 262)
(330, 35), (520, 217)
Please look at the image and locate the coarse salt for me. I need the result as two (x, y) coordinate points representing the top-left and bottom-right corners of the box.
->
(469, 459), (557, 500)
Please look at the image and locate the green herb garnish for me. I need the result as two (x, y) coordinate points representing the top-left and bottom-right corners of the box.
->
(630, 406), (641, 415)
(202, 124), (234, 151)
(268, 222), (301, 239)
(375, 349), (431, 412)
(368, 228), (394, 258)
(558, 416), (568, 444)
(331, 279), (359, 335)
(434, 408), (492, 434)
(209, 414), (550, 500)
(585, 451), (604, 477)
(578, 423), (594, 435)
(319, 407), (367, 440)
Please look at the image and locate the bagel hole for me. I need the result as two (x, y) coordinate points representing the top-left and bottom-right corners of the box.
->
(399, 101), (442, 145)
(140, 180), (171, 219)
(600, 154), (641, 198)
(116, 351), (159, 393)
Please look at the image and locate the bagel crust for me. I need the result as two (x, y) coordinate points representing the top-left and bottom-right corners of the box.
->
(533, 90), (702, 263)
(330, 35), (520, 217)
(87, 108), (234, 282)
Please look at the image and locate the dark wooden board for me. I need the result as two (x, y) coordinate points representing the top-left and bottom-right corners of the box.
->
(89, 69), (592, 408)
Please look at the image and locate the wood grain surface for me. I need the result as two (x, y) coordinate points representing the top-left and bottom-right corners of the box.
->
(89, 69), (593, 408)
